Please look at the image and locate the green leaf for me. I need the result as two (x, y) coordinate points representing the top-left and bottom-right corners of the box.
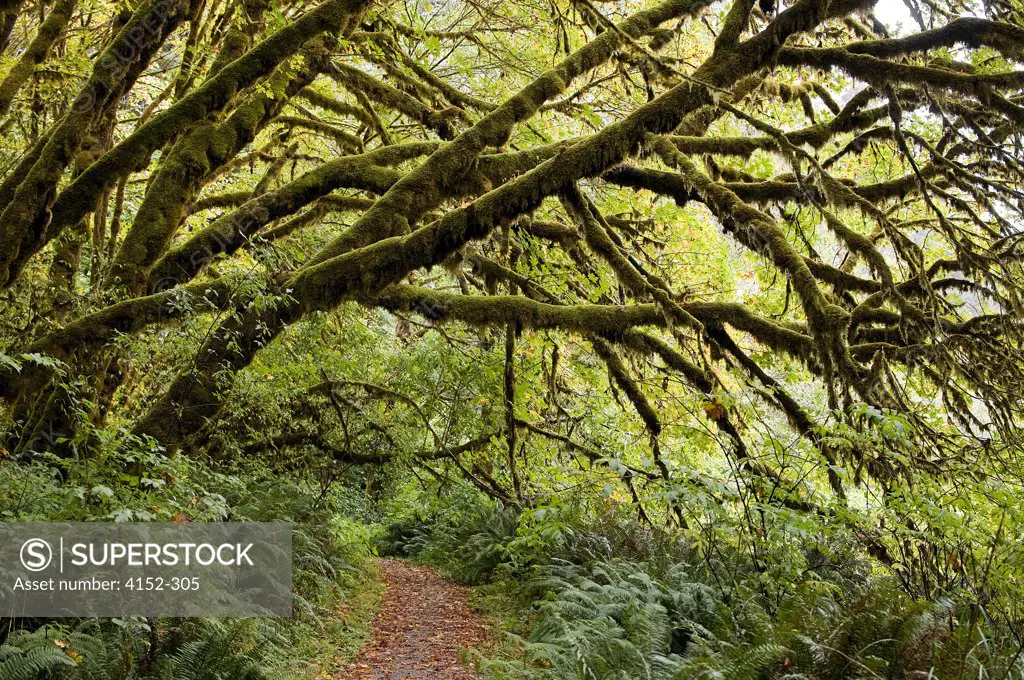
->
(0, 352), (21, 373)
(90, 485), (115, 499)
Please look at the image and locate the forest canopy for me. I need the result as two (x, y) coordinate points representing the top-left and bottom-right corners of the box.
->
(1, 0), (1024, 672)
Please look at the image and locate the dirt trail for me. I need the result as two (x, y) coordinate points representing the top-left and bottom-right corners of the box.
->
(339, 559), (490, 679)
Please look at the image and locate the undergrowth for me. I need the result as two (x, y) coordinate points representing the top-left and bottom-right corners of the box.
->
(0, 434), (379, 680)
(380, 488), (1024, 680)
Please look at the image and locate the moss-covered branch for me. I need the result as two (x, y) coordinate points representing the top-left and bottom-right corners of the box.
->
(108, 39), (336, 293)
(839, 16), (1024, 60)
(305, 0), (712, 266)
(133, 0), (877, 450)
(0, 0), (76, 119)
(241, 429), (498, 465)
(0, 279), (235, 400)
(367, 285), (666, 334)
(0, 0), (373, 288)
(0, 0), (199, 287)
(145, 144), (437, 291)
(777, 46), (1024, 124)
(666, 97), (888, 157)
(327, 61), (464, 139)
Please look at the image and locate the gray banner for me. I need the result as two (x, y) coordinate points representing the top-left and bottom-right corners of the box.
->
(0, 522), (292, 617)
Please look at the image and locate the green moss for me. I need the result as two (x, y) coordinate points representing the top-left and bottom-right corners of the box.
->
(131, 0), (893, 452)
(109, 40), (334, 292)
(11, 0), (373, 290)
(145, 145), (438, 291)
(0, 0), (198, 287)
(370, 285), (664, 334)
(0, 0), (76, 118)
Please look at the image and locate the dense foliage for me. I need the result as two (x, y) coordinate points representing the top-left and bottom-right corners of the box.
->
(0, 0), (1023, 673)
(0, 445), (378, 678)
(383, 488), (1024, 680)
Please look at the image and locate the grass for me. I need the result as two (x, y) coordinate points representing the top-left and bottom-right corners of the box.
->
(461, 576), (541, 677)
(298, 560), (386, 679)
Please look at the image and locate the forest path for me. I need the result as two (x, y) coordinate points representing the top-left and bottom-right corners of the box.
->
(338, 559), (490, 679)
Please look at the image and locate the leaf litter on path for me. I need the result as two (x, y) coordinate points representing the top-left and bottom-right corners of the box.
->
(338, 559), (490, 679)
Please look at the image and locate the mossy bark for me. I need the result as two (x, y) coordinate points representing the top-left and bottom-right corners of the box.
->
(305, 0), (710, 267)
(0, 0), (23, 55)
(0, 0), (200, 287)
(132, 0), (874, 451)
(144, 145), (431, 291)
(0, 0), (76, 119)
(0, 280), (234, 402)
(0, 0), (373, 288)
(107, 37), (334, 293)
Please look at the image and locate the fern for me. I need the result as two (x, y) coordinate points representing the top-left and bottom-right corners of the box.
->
(149, 619), (290, 680)
(0, 628), (81, 680)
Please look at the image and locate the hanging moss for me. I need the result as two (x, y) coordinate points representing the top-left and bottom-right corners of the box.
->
(328, 62), (461, 139)
(845, 16), (1024, 61)
(369, 31), (497, 113)
(666, 99), (886, 156)
(778, 46), (1024, 125)
(131, 0), (928, 452)
(303, 0), (709, 270)
(590, 336), (677, 485)
(0, 0), (1017, 500)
